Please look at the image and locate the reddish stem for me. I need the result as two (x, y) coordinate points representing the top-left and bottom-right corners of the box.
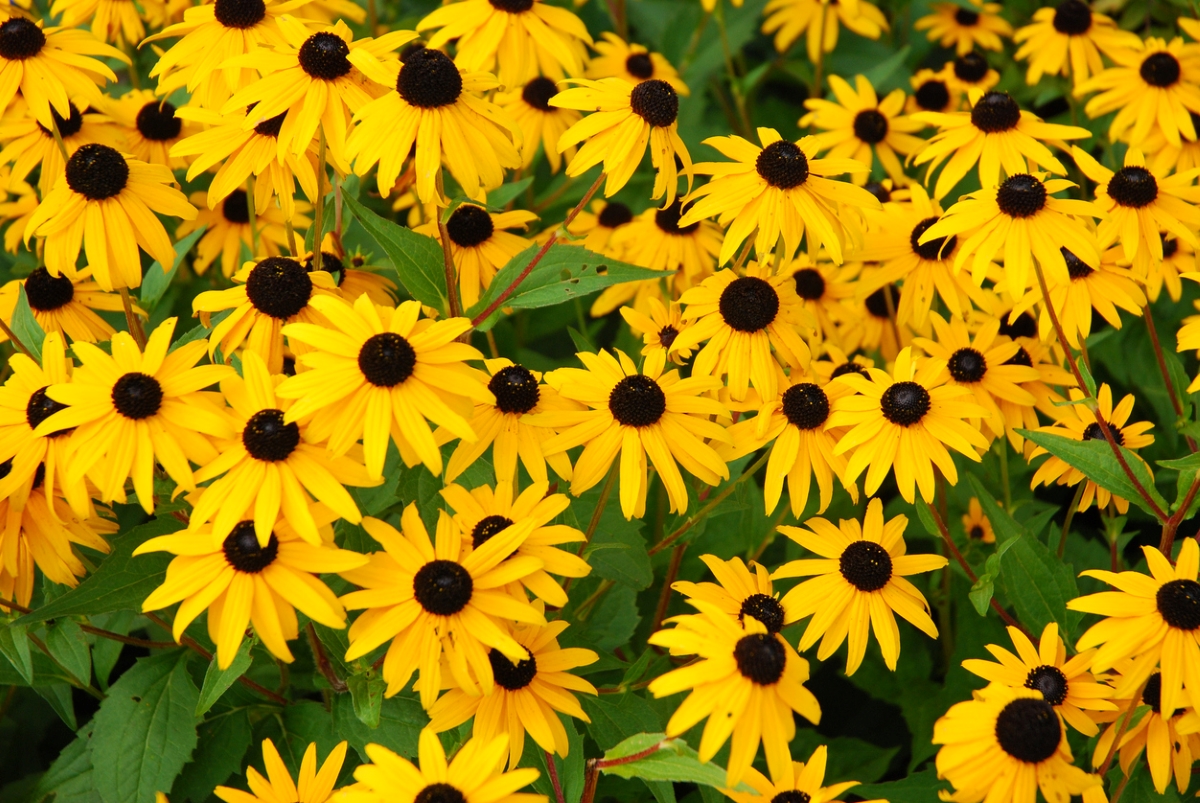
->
(546, 751), (566, 803)
(306, 622), (348, 692)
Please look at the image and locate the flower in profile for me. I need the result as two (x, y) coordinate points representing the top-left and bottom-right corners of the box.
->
(915, 1), (1012, 55)
(673, 554), (796, 635)
(675, 264), (813, 402)
(586, 33), (688, 96)
(34, 318), (233, 514)
(774, 498), (946, 674)
(912, 90), (1090, 199)
(339, 505), (545, 705)
(137, 508), (365, 668)
(961, 497), (994, 543)
(829, 347), (989, 504)
(497, 76), (580, 173)
(192, 255), (338, 374)
(417, 203), (536, 309)
(1112, 670), (1200, 794)
(102, 90), (195, 170)
(176, 189), (308, 278)
(0, 267), (126, 345)
(620, 297), (694, 364)
(440, 480), (591, 607)
(0, 99), (114, 195)
(418, 0), (591, 89)
(427, 614), (597, 769)
(348, 47), (521, 203)
(722, 745), (883, 803)
(568, 199), (634, 255)
(761, 0), (888, 64)
(339, 730), (539, 803)
(25, 144), (197, 291)
(1030, 384), (1153, 514)
(216, 739), (347, 803)
(1075, 37), (1200, 148)
(51, 0), (165, 45)
(278, 294), (491, 479)
(531, 349), (730, 519)
(934, 684), (1101, 803)
(648, 600), (821, 786)
(553, 77), (692, 206)
(678, 128), (879, 265)
(800, 75), (925, 185)
(1013, 0), (1141, 86)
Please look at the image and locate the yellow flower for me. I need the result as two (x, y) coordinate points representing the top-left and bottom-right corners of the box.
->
(101, 89), (197, 170)
(496, 77), (580, 173)
(761, 0), (888, 64)
(1013, 0), (1141, 86)
(961, 497), (994, 543)
(0, 98), (116, 195)
(50, 0), (165, 46)
(175, 189), (309, 277)
(586, 32), (688, 96)
(216, 739), (347, 803)
(417, 203), (536, 309)
(915, 1), (1012, 56)
(721, 745), (881, 803)
(619, 297), (694, 364)
(0, 268), (127, 345)
(567, 199), (634, 256)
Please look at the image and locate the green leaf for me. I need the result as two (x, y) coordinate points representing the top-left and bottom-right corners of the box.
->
(17, 516), (184, 625)
(599, 734), (735, 791)
(333, 691), (428, 762)
(0, 622), (32, 684)
(580, 693), (662, 750)
(482, 177), (534, 209)
(468, 245), (663, 331)
(194, 638), (254, 717)
(91, 651), (200, 803)
(141, 226), (206, 307)
(1076, 358), (1099, 398)
(347, 670), (386, 729)
(584, 525), (652, 590)
(46, 620), (92, 685)
(861, 45), (911, 91)
(31, 729), (96, 803)
(351, 441), (402, 517)
(581, 584), (642, 651)
(12, 284), (45, 363)
(35, 682), (77, 729)
(173, 708), (253, 803)
(968, 533), (1021, 616)
(1021, 429), (1168, 520)
(855, 769), (947, 803)
(343, 193), (448, 313)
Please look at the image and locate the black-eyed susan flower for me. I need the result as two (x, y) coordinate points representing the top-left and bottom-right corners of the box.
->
(176, 189), (307, 278)
(192, 255), (338, 374)
(0, 99), (114, 195)
(553, 77), (692, 206)
(1013, 0), (1141, 87)
(774, 498), (946, 674)
(340, 506), (545, 705)
(761, 0), (888, 64)
(1147, 116), (1200, 176)
(531, 349), (730, 519)
(137, 508), (365, 668)
(990, 338), (1075, 457)
(673, 555), (796, 634)
(216, 739), (347, 803)
(648, 600), (822, 786)
(497, 76), (579, 173)
(25, 143), (196, 291)
(837, 275), (913, 362)
(962, 623), (1115, 737)
(909, 68), (955, 115)
(961, 497), (994, 543)
(51, 0), (164, 46)
(1075, 37), (1200, 148)
(620, 297), (694, 364)
(439, 359), (576, 486)
(829, 347), (989, 504)
(918, 173), (1100, 300)
(781, 256), (857, 345)
(417, 203), (536, 309)
(309, 248), (397, 307)
(722, 745), (881, 803)
(800, 75), (925, 185)
(1030, 383), (1154, 514)
(678, 128), (879, 265)
(1098, 669), (1200, 794)
(348, 47), (521, 203)
(934, 684), (1101, 803)
(915, 1), (1012, 56)
(942, 52), (1001, 97)
(278, 294), (491, 479)
(912, 90), (1090, 200)
(0, 268), (125, 345)
(418, 0), (591, 89)
(440, 480), (590, 608)
(675, 264), (813, 402)
(427, 614), (597, 769)
(102, 90), (195, 170)
(339, 730), (539, 803)
(1146, 233), (1196, 302)
(34, 317), (233, 513)
(567, 199), (633, 255)
(586, 32), (688, 96)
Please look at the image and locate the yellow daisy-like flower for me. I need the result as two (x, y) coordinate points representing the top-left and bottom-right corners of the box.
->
(0, 99), (114, 196)
(496, 76), (579, 173)
(989, 337), (1074, 457)
(782, 256), (857, 345)
(679, 127), (879, 265)
(417, 203), (536, 310)
(915, 1), (1012, 56)
(912, 90), (1090, 200)
(1075, 37), (1200, 148)
(278, 294), (491, 479)
(50, 0), (165, 46)
(672, 554), (798, 635)
(530, 349), (730, 519)
(0, 172), (36, 254)
(913, 313), (1039, 443)
(338, 730), (540, 803)
(586, 32), (689, 96)
(188, 350), (376, 546)
(427, 614), (597, 769)
(962, 623), (1116, 737)
(961, 497), (994, 543)
(918, 172), (1100, 301)
(192, 255), (338, 375)
(1030, 384), (1154, 514)
(567, 199), (634, 256)
(25, 144), (197, 291)
(102, 90), (196, 170)
(619, 297), (694, 364)
(836, 275), (914, 362)
(1121, 670), (1200, 794)
(0, 268), (126, 345)
(316, 248), (398, 307)
(418, 0), (591, 89)
(33, 317), (233, 514)
(1145, 232), (1196, 302)
(941, 52), (1001, 98)
(648, 599), (822, 786)
(553, 77), (692, 207)
(761, 0), (888, 64)
(340, 505), (545, 706)
(909, 68), (956, 115)
(675, 264), (812, 403)
(828, 347), (989, 504)
(348, 47), (521, 204)
(1068, 537), (1200, 718)
(800, 75), (925, 185)
(722, 745), (882, 803)
(774, 498), (945, 675)
(440, 480), (591, 608)
(137, 507), (365, 668)
(216, 739), (347, 803)
(176, 189), (308, 278)
(1013, 0), (1141, 87)
(934, 683), (1100, 803)
(1071, 146), (1200, 275)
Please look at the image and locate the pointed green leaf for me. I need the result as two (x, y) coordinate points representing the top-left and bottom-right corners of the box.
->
(194, 638), (254, 717)
(12, 284), (45, 362)
(342, 193), (448, 313)
(141, 226), (206, 307)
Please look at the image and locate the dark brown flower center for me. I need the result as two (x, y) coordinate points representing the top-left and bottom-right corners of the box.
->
(853, 109), (889, 144)
(1000, 311), (1037, 339)
(915, 80), (950, 112)
(222, 189), (251, 224)
(770, 794), (811, 803)
(971, 91), (1021, 134)
(24, 267), (73, 311)
(756, 140), (809, 189)
(598, 202), (632, 228)
(1107, 166), (1157, 208)
(995, 698), (1061, 763)
(996, 174), (1047, 218)
(254, 111), (286, 138)
(1143, 672), (1164, 714)
(489, 0), (533, 11)
(655, 200), (699, 234)
(719, 276), (779, 332)
(397, 48), (463, 108)
(1141, 52), (1181, 88)
(781, 383), (830, 430)
(625, 52), (654, 79)
(954, 7), (979, 25)
(609, 374), (666, 428)
(111, 373), (163, 420)
(839, 540), (892, 591)
(471, 515), (513, 548)
(66, 144), (128, 200)
(214, 0), (266, 28)
(358, 332), (416, 387)
(880, 381), (931, 426)
(413, 559), (473, 615)
(26, 386), (69, 433)
(658, 325), (679, 349)
(136, 100), (181, 141)
(1004, 347), (1033, 367)
(739, 593), (784, 634)
(36, 103), (83, 139)
(969, 525), (986, 539)
(1162, 234), (1179, 259)
(629, 79), (678, 127)
(954, 52), (989, 83)
(521, 76), (558, 111)
(832, 361), (868, 378)
(1061, 247), (1093, 280)
(733, 633), (787, 685)
(1053, 0), (1092, 35)
(415, 785), (467, 803)
(222, 521), (279, 572)
(489, 648), (537, 690)
(1157, 579), (1200, 630)
(864, 181), (891, 203)
(0, 18), (44, 60)
(1024, 665), (1069, 706)
(245, 257), (312, 319)
(911, 217), (957, 261)
(865, 285), (898, 319)
(445, 204), (494, 248)
(489, 364), (540, 414)
(792, 268), (825, 301)
(948, 347), (987, 383)
(242, 408), (299, 461)
(298, 32), (351, 80)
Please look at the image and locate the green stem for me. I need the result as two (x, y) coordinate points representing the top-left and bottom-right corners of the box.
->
(245, 175), (260, 256)
(314, 129), (327, 273)
(649, 449), (771, 556)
